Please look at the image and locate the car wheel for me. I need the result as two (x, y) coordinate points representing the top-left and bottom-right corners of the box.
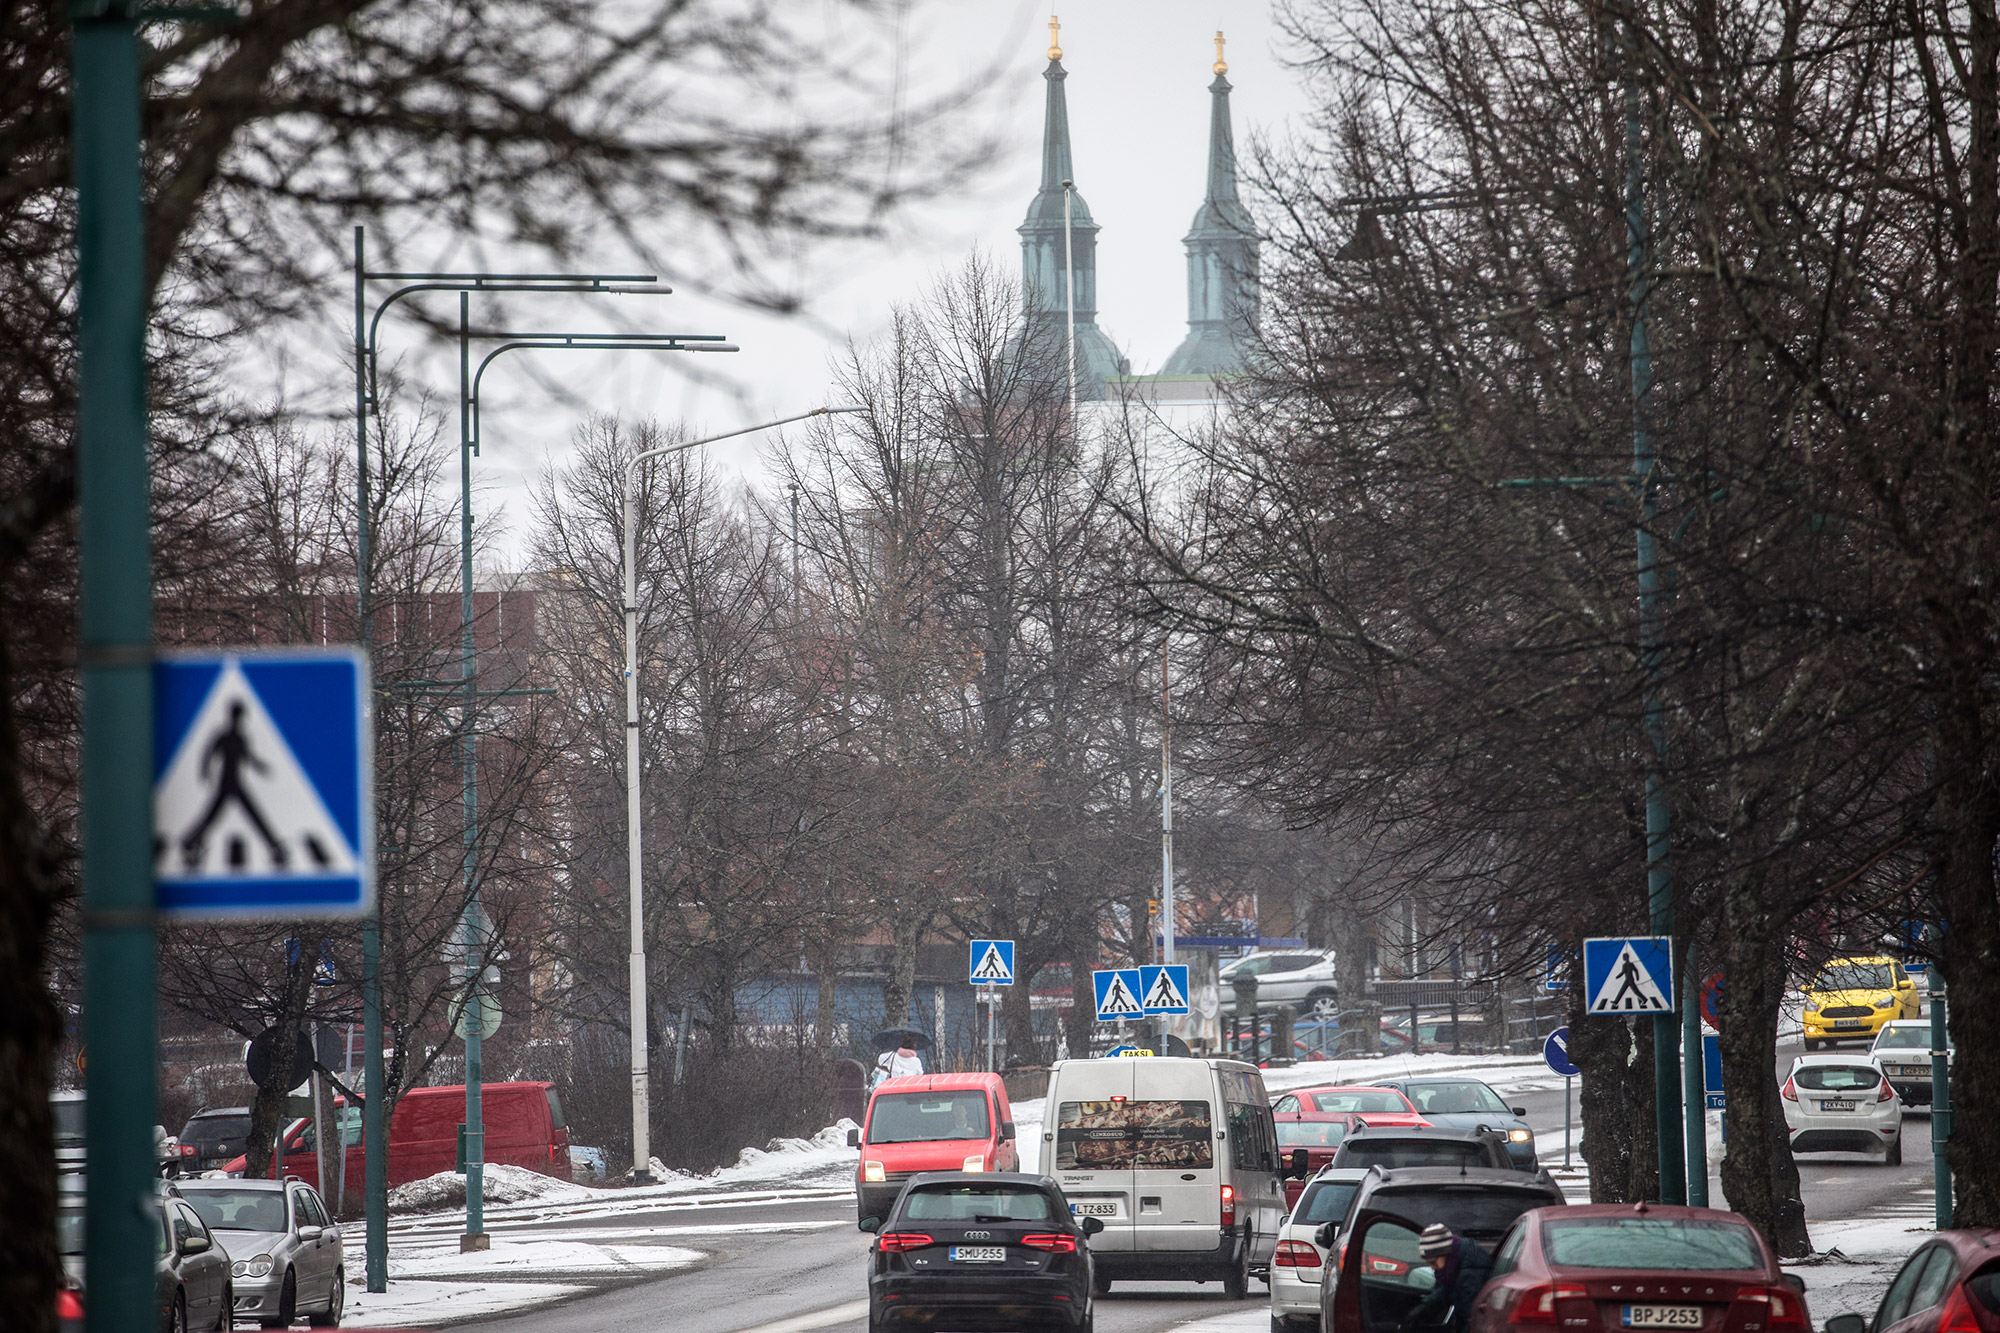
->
(1223, 1241), (1251, 1300)
(1885, 1134), (1904, 1167)
(308, 1270), (342, 1327)
(1303, 990), (1339, 1022)
(1093, 1268), (1113, 1295)
(171, 1292), (188, 1333)
(1803, 1039), (1819, 1052)
(216, 1283), (233, 1331)
(260, 1271), (296, 1329)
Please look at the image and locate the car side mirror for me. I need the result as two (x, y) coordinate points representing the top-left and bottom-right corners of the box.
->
(1001, 1121), (1016, 1140)
(1825, 1315), (1867, 1333)
(1782, 1275), (1807, 1295)
(858, 1216), (882, 1234)
(1080, 1215), (1104, 1236)
(847, 1128), (861, 1148)
(1315, 1221), (1338, 1249)
(181, 1233), (210, 1254)
(1512, 1108), (1528, 1117)
(297, 1225), (322, 1242)
(1289, 1148), (1310, 1178)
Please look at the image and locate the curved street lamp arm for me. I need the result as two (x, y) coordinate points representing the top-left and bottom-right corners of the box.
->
(468, 337), (739, 454)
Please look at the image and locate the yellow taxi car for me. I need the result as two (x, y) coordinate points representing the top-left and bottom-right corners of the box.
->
(1802, 955), (1921, 1048)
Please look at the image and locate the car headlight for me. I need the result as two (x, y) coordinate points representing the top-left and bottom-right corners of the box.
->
(1804, 1002), (1819, 1014)
(1508, 1129), (1533, 1143)
(1874, 996), (1896, 1009)
(232, 1255), (273, 1279)
(863, 1161), (885, 1183)
(963, 1155), (986, 1172)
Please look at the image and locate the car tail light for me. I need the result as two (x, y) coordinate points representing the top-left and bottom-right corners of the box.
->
(863, 1161), (886, 1183)
(180, 1144), (196, 1157)
(1023, 1234), (1079, 1253)
(877, 1232), (933, 1253)
(1512, 1282), (1589, 1324)
(1877, 1080), (1896, 1102)
(1221, 1184), (1236, 1226)
(1275, 1240), (1322, 1267)
(1938, 1285), (1984, 1333)
(1737, 1286), (1810, 1333)
(1780, 1078), (1797, 1102)
(56, 1288), (84, 1320)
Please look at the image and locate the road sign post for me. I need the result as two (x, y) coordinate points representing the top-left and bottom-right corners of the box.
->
(969, 942), (1013, 1073)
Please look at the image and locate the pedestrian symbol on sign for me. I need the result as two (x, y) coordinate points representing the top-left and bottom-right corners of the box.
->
(1583, 936), (1674, 1014)
(1139, 964), (1190, 1015)
(1093, 969), (1145, 1021)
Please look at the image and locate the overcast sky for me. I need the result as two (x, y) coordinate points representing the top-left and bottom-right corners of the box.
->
(315, 2), (1316, 566)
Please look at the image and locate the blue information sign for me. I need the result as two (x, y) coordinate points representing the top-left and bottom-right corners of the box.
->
(1543, 1026), (1580, 1077)
(1092, 969), (1145, 1021)
(1583, 936), (1675, 1014)
(969, 939), (1015, 985)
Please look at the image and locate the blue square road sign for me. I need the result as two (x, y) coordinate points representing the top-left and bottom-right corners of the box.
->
(1138, 965), (1190, 1015)
(969, 939), (1015, 985)
(1582, 936), (1675, 1015)
(1092, 968), (1145, 1021)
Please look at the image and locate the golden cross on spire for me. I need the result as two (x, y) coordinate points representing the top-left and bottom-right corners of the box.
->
(1213, 30), (1228, 75)
(1048, 14), (1062, 61)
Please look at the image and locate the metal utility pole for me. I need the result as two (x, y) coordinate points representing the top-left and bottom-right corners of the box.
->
(621, 406), (859, 1177)
(1933, 977), (1953, 1228)
(455, 295), (489, 1249)
(1063, 180), (1079, 417)
(1160, 644), (1176, 1050)
(73, 4), (159, 1328)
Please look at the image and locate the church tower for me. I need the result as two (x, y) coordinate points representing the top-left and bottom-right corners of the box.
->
(1017, 18), (1128, 399)
(1162, 33), (1260, 376)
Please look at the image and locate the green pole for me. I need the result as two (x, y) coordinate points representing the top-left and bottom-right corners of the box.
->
(353, 225), (389, 1291)
(458, 293), (486, 1247)
(72, 6), (161, 1332)
(1623, 20), (1686, 1205)
(1932, 977), (1952, 1228)
(1682, 959), (1706, 1204)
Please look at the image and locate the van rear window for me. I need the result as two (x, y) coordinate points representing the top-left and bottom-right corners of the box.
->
(867, 1092), (990, 1144)
(1055, 1100), (1212, 1170)
(544, 1089), (567, 1131)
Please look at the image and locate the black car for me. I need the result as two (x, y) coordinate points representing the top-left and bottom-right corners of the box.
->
(178, 1107), (254, 1174)
(1329, 1124), (1515, 1172)
(863, 1171), (1101, 1333)
(1315, 1165), (1567, 1333)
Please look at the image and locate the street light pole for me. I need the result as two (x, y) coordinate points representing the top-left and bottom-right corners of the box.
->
(621, 406), (862, 1180)
(1062, 180), (1079, 417)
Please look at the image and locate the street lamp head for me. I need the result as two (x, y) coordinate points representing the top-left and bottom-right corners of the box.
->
(683, 343), (740, 352)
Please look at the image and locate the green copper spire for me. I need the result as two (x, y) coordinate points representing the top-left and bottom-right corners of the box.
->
(1016, 22), (1127, 399)
(1163, 36), (1260, 377)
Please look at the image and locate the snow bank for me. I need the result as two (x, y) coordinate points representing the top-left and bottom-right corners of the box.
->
(388, 1162), (598, 1213)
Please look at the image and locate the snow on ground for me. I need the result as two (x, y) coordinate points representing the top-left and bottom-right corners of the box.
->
(376, 1235), (704, 1280)
(390, 1162), (601, 1213)
(342, 1278), (586, 1329)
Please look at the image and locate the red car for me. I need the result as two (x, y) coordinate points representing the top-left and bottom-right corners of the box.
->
(1330, 1202), (1808, 1333)
(1273, 1085), (1423, 1116)
(1824, 1229), (2000, 1333)
(1275, 1105), (1432, 1207)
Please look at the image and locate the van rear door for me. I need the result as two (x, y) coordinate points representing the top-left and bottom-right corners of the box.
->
(1131, 1060), (1222, 1251)
(1050, 1061), (1137, 1252)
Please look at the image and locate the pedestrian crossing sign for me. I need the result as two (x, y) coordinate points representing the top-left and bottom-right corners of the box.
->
(1583, 936), (1675, 1015)
(969, 939), (1015, 985)
(1139, 964), (1190, 1015)
(153, 649), (373, 919)
(1093, 968), (1145, 1021)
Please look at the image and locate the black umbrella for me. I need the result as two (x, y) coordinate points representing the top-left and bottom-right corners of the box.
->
(872, 1027), (930, 1052)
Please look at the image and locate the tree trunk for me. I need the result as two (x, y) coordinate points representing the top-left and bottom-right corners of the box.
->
(1936, 752), (2000, 1224)
(1714, 873), (1811, 1255)
(1329, 908), (1378, 1055)
(1004, 972), (1036, 1067)
(883, 914), (925, 1039)
(1574, 1008), (1659, 1203)
(245, 952), (316, 1178)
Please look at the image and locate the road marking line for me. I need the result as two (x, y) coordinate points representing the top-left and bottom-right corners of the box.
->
(732, 1298), (870, 1333)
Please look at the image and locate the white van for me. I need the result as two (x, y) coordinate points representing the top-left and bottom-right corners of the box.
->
(1043, 1055), (1286, 1297)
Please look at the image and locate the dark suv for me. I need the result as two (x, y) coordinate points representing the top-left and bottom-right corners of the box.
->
(1329, 1125), (1515, 1172)
(179, 1107), (254, 1173)
(863, 1172), (1100, 1333)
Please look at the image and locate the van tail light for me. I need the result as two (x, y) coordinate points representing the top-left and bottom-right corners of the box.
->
(1275, 1240), (1322, 1268)
(1937, 1285), (1984, 1333)
(1737, 1286), (1811, 1333)
(56, 1287), (84, 1320)
(1023, 1234), (1079, 1253)
(877, 1232), (933, 1253)
(1512, 1282), (1589, 1325)
(1220, 1184), (1236, 1226)
(1780, 1078), (1797, 1102)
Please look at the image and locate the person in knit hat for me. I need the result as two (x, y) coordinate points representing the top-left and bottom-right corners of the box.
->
(1398, 1222), (1493, 1333)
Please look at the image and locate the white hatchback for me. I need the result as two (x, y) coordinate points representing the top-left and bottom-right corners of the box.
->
(1269, 1167), (1367, 1333)
(1781, 1053), (1903, 1164)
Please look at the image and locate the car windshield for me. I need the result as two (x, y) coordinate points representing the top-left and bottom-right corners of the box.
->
(52, 1099), (85, 1144)
(1874, 1028), (1932, 1051)
(1814, 963), (1893, 991)
(187, 1113), (253, 1142)
(1341, 1139), (1486, 1169)
(1279, 1120), (1347, 1148)
(1373, 1187), (1555, 1238)
(1794, 1065), (1882, 1092)
(900, 1184), (1053, 1222)
(1401, 1082), (1511, 1116)
(181, 1189), (288, 1232)
(1312, 1091), (1410, 1114)
(1543, 1218), (1762, 1271)
(866, 1092), (990, 1145)
(1298, 1180), (1361, 1225)
(57, 1205), (85, 1256)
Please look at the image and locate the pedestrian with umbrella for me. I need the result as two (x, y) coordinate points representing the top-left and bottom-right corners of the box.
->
(871, 1027), (928, 1088)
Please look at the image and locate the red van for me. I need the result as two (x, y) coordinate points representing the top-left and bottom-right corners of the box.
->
(223, 1082), (570, 1193)
(849, 1072), (1017, 1224)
